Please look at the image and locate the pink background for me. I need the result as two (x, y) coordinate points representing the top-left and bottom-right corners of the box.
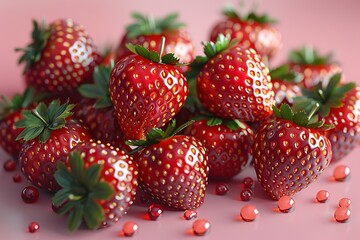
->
(1, 0), (360, 239)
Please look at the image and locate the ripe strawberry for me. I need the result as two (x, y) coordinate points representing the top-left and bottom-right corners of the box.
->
(269, 64), (302, 107)
(16, 19), (101, 97)
(76, 62), (129, 152)
(116, 12), (194, 72)
(253, 104), (332, 200)
(128, 120), (208, 210)
(52, 141), (138, 231)
(187, 118), (254, 179)
(16, 100), (91, 192)
(109, 41), (188, 140)
(209, 3), (281, 60)
(295, 73), (360, 162)
(0, 87), (36, 159)
(288, 46), (342, 89)
(190, 34), (274, 122)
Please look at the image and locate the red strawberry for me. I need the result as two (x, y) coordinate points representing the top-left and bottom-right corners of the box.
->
(16, 100), (91, 192)
(296, 73), (360, 162)
(128, 120), (208, 210)
(269, 64), (302, 107)
(52, 141), (138, 231)
(16, 19), (101, 97)
(288, 46), (342, 89)
(187, 118), (254, 179)
(116, 12), (194, 72)
(253, 104), (332, 200)
(190, 34), (274, 122)
(209, 4), (281, 60)
(76, 62), (130, 152)
(109, 41), (188, 140)
(0, 87), (36, 159)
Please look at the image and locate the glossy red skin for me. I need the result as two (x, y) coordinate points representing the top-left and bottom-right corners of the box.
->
(0, 111), (24, 159)
(210, 18), (281, 60)
(253, 117), (332, 200)
(25, 19), (101, 95)
(289, 63), (342, 89)
(74, 99), (130, 153)
(19, 118), (91, 192)
(188, 120), (254, 179)
(66, 141), (138, 228)
(136, 135), (208, 210)
(197, 44), (274, 122)
(272, 79), (302, 107)
(322, 87), (360, 162)
(109, 55), (188, 140)
(116, 29), (194, 72)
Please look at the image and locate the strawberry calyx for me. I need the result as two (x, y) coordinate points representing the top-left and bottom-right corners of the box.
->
(289, 46), (334, 65)
(126, 119), (194, 154)
(270, 64), (301, 83)
(126, 37), (186, 66)
(78, 61), (115, 108)
(223, 3), (277, 24)
(53, 151), (114, 231)
(126, 12), (185, 39)
(196, 113), (247, 131)
(0, 87), (36, 120)
(16, 19), (52, 74)
(15, 100), (75, 143)
(186, 34), (238, 79)
(296, 73), (355, 117)
(273, 103), (333, 130)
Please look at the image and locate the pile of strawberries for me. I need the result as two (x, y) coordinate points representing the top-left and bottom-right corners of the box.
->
(1, 4), (360, 232)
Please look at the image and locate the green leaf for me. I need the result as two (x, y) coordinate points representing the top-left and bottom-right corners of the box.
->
(83, 198), (104, 230)
(67, 205), (84, 232)
(207, 117), (223, 126)
(54, 163), (75, 188)
(56, 200), (76, 216)
(223, 119), (246, 131)
(84, 164), (102, 188)
(52, 188), (71, 206)
(161, 53), (181, 65)
(279, 104), (294, 121)
(146, 128), (165, 141)
(126, 139), (147, 147)
(293, 111), (309, 126)
(319, 104), (331, 117)
(78, 84), (104, 99)
(324, 73), (341, 98)
(172, 120), (195, 136)
(89, 182), (114, 200)
(70, 151), (84, 182)
(39, 127), (52, 142)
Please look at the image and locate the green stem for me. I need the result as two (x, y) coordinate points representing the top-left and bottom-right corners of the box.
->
(69, 194), (83, 201)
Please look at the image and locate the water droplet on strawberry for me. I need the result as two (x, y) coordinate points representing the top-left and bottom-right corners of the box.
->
(148, 204), (164, 220)
(316, 190), (330, 203)
(242, 177), (255, 188)
(334, 207), (351, 223)
(3, 159), (16, 172)
(184, 210), (197, 220)
(215, 183), (229, 195)
(240, 205), (259, 222)
(240, 188), (253, 201)
(192, 219), (210, 236)
(122, 221), (138, 236)
(333, 165), (351, 181)
(339, 198), (351, 208)
(277, 196), (295, 213)
(28, 222), (39, 233)
(21, 186), (39, 204)
(12, 173), (22, 183)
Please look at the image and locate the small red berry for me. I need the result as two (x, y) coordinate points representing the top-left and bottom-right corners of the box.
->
(122, 221), (139, 236)
(242, 177), (255, 189)
(240, 205), (259, 222)
(192, 219), (211, 236)
(333, 165), (351, 182)
(28, 222), (40, 233)
(12, 173), (22, 183)
(3, 159), (16, 172)
(316, 190), (330, 203)
(184, 210), (197, 220)
(334, 207), (351, 223)
(240, 189), (253, 201)
(21, 186), (39, 203)
(278, 196), (295, 213)
(339, 198), (351, 208)
(148, 204), (164, 220)
(215, 183), (229, 195)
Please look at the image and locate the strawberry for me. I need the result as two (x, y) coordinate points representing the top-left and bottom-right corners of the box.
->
(288, 46), (342, 89)
(0, 87), (36, 159)
(109, 40), (188, 140)
(189, 34), (274, 122)
(52, 141), (138, 231)
(269, 64), (302, 107)
(295, 73), (360, 162)
(16, 19), (101, 97)
(209, 3), (281, 60)
(15, 100), (91, 192)
(116, 12), (194, 72)
(187, 118), (254, 179)
(253, 104), (332, 200)
(76, 62), (130, 152)
(128, 120), (208, 210)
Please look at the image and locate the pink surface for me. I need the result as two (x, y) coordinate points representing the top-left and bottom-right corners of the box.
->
(1, 0), (360, 239)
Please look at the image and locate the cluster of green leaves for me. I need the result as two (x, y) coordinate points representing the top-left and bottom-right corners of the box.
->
(0, 87), (35, 119)
(289, 46), (334, 65)
(53, 151), (114, 231)
(223, 3), (277, 24)
(269, 64), (302, 83)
